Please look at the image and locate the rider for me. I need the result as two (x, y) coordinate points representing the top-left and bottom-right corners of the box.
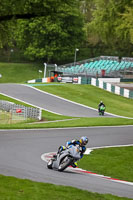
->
(98, 101), (105, 113)
(55, 136), (89, 168)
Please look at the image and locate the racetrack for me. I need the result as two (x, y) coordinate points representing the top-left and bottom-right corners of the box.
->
(0, 83), (133, 198)
(0, 126), (133, 198)
(0, 83), (115, 117)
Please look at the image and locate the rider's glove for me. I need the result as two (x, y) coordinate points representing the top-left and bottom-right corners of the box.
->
(66, 141), (71, 148)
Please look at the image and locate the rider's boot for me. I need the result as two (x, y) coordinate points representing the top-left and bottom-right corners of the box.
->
(71, 162), (78, 168)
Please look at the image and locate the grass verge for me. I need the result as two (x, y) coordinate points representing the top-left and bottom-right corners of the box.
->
(78, 146), (133, 182)
(0, 117), (133, 129)
(0, 175), (130, 200)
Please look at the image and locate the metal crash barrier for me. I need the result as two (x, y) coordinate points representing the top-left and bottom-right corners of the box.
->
(0, 100), (42, 121)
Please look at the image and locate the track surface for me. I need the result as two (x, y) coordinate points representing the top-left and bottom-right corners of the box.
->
(0, 83), (133, 198)
(0, 83), (114, 117)
(0, 127), (133, 198)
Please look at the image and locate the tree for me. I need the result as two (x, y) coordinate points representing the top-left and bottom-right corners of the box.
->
(14, 0), (84, 63)
(116, 2), (133, 52)
(84, 0), (133, 55)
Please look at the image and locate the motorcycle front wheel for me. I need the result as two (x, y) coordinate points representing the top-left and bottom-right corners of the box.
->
(101, 111), (104, 116)
(47, 159), (53, 169)
(58, 156), (72, 172)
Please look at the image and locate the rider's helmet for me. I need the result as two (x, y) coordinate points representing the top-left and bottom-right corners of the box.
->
(79, 136), (88, 146)
(100, 101), (103, 103)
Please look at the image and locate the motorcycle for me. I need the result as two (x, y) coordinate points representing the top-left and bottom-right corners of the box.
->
(99, 105), (105, 116)
(47, 145), (81, 172)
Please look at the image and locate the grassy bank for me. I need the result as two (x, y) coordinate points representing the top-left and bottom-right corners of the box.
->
(0, 175), (130, 200)
(0, 87), (133, 128)
(35, 84), (133, 118)
(0, 62), (43, 83)
(79, 146), (133, 182)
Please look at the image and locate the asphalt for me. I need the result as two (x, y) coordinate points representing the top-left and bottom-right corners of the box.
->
(0, 83), (133, 198)
(0, 83), (114, 117)
(0, 126), (133, 198)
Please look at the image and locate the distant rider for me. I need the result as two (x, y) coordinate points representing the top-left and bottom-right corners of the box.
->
(54, 136), (89, 168)
(98, 101), (105, 113)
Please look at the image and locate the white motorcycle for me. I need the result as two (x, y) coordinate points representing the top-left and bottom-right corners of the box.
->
(47, 145), (81, 172)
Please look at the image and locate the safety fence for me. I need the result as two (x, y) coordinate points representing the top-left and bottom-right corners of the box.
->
(0, 100), (42, 121)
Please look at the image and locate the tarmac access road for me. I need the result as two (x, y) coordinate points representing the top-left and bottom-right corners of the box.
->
(0, 126), (133, 198)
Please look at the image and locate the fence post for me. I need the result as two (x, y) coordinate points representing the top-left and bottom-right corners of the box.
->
(38, 109), (42, 120)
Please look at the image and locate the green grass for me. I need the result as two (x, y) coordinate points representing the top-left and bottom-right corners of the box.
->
(0, 93), (72, 120)
(0, 64), (133, 199)
(0, 93), (73, 127)
(0, 110), (26, 124)
(0, 110), (12, 124)
(28, 117), (133, 128)
(0, 88), (133, 128)
(35, 84), (133, 118)
(0, 62), (44, 83)
(1, 117), (132, 129)
(0, 175), (130, 200)
(78, 146), (133, 182)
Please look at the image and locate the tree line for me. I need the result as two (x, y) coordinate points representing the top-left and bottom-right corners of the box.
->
(0, 0), (133, 64)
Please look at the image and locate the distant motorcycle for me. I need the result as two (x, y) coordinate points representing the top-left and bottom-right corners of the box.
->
(47, 145), (81, 172)
(99, 105), (105, 116)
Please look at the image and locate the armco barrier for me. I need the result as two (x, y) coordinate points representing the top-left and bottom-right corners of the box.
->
(0, 101), (41, 120)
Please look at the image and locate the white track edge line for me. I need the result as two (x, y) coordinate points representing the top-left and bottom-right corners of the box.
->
(22, 84), (133, 119)
(0, 124), (133, 131)
(0, 92), (62, 116)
